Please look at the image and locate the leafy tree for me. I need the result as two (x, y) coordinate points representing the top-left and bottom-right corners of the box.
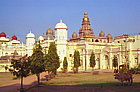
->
(73, 50), (80, 73)
(9, 55), (30, 91)
(129, 64), (140, 74)
(30, 43), (45, 84)
(63, 57), (68, 73)
(45, 42), (60, 76)
(90, 51), (96, 71)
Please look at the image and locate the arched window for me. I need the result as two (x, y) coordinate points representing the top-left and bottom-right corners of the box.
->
(92, 39), (94, 42)
(95, 39), (99, 42)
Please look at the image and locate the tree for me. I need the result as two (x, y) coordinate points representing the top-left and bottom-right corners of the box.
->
(45, 42), (60, 76)
(30, 43), (45, 84)
(112, 55), (118, 73)
(73, 50), (80, 73)
(90, 51), (96, 71)
(63, 57), (68, 73)
(9, 55), (30, 91)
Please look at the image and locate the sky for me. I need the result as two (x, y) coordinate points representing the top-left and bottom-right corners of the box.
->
(0, 0), (140, 43)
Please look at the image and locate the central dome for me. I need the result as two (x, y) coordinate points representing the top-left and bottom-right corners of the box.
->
(55, 20), (68, 30)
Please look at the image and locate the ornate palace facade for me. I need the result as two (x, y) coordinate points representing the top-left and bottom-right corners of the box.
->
(0, 12), (140, 72)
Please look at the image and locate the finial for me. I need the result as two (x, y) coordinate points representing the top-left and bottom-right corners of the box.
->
(29, 29), (32, 33)
(48, 25), (51, 29)
(84, 11), (88, 15)
(60, 19), (62, 23)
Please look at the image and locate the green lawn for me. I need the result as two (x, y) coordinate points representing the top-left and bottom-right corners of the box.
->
(0, 72), (13, 85)
(48, 80), (117, 85)
(44, 72), (140, 85)
(27, 72), (140, 92)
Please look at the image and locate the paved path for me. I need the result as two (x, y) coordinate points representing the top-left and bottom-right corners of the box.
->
(0, 72), (48, 92)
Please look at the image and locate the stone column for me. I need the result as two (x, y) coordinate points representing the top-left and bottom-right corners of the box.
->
(100, 51), (105, 69)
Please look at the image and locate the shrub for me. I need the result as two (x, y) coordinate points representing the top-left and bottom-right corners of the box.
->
(129, 64), (140, 74)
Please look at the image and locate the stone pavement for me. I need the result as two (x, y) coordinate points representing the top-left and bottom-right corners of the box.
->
(0, 72), (48, 92)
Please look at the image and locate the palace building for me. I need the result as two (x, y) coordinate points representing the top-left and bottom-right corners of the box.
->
(0, 12), (140, 72)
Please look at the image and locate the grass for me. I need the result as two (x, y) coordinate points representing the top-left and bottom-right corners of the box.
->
(49, 80), (117, 85)
(44, 72), (117, 85)
(43, 72), (140, 86)
(26, 72), (140, 92)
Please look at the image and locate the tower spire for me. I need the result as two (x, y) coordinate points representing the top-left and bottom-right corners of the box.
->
(79, 12), (94, 38)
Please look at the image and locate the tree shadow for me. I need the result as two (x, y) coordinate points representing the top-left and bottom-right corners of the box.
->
(25, 82), (140, 92)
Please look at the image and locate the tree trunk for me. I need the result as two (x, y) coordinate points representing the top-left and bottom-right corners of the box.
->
(48, 71), (51, 80)
(36, 73), (40, 84)
(76, 67), (78, 73)
(21, 77), (23, 89)
(54, 70), (57, 75)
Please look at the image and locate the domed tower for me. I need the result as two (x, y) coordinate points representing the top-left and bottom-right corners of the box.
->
(46, 28), (54, 35)
(99, 31), (105, 37)
(79, 12), (94, 38)
(38, 35), (44, 41)
(106, 33), (113, 43)
(0, 32), (6, 38)
(72, 32), (77, 39)
(46, 28), (54, 40)
(106, 33), (112, 39)
(26, 31), (35, 56)
(55, 20), (68, 62)
(12, 35), (17, 40)
(10, 35), (20, 44)
(0, 32), (10, 43)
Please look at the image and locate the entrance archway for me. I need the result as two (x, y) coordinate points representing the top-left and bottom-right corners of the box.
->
(105, 55), (110, 69)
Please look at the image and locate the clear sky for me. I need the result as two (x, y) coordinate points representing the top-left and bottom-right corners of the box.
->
(0, 0), (140, 43)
